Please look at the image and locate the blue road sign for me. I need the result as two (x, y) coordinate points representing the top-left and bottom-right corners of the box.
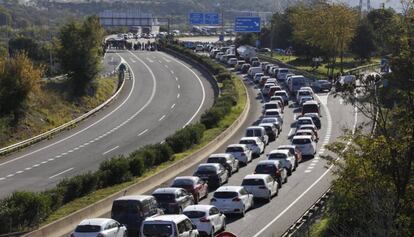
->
(204, 12), (220, 25)
(235, 17), (261, 32)
(189, 12), (204, 25)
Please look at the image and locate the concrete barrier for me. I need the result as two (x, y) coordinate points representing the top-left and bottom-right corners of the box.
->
(23, 51), (250, 237)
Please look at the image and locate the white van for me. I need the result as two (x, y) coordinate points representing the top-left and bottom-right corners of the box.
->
(247, 67), (262, 78)
(245, 126), (269, 145)
(141, 215), (199, 237)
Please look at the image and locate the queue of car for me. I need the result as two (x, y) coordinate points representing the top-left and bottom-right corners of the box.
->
(71, 45), (325, 237)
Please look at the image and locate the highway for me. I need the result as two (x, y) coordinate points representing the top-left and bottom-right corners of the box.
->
(0, 50), (216, 199)
(82, 63), (359, 237)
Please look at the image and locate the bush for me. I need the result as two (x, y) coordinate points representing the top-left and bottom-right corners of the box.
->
(128, 151), (146, 176)
(216, 72), (232, 83)
(57, 172), (99, 203)
(201, 107), (227, 129)
(0, 191), (51, 233)
(98, 155), (132, 187)
(166, 123), (206, 153)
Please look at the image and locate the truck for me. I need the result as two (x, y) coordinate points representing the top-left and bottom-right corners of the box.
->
(237, 45), (257, 62)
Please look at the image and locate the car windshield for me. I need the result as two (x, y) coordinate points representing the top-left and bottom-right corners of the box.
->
(143, 224), (173, 237)
(298, 120), (312, 125)
(262, 118), (276, 124)
(75, 225), (101, 233)
(303, 105), (318, 114)
(226, 147), (243, 152)
(214, 191), (238, 199)
(152, 194), (175, 203)
(240, 140), (254, 145)
(268, 153), (287, 159)
(246, 129), (261, 137)
(196, 166), (217, 174)
(255, 164), (276, 174)
(264, 104), (278, 110)
(242, 179), (265, 186)
(172, 179), (194, 186)
(266, 111), (280, 116)
(292, 139), (311, 145)
(207, 157), (226, 164)
(299, 91), (311, 96)
(183, 211), (206, 219)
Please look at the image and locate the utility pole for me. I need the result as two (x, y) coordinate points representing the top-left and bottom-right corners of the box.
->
(221, 0), (225, 42)
(270, 0), (277, 57)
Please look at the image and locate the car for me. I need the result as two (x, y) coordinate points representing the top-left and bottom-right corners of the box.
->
(241, 63), (251, 73)
(111, 195), (162, 236)
(259, 76), (270, 87)
(245, 126), (269, 145)
(254, 73), (265, 83)
(267, 150), (296, 175)
(300, 113), (321, 129)
(210, 186), (254, 216)
(273, 91), (289, 105)
(263, 109), (283, 120)
(262, 102), (283, 114)
(247, 67), (263, 79)
(258, 123), (278, 141)
(171, 176), (209, 204)
(239, 137), (265, 157)
(71, 218), (127, 237)
(254, 160), (288, 188)
(268, 86), (283, 98)
(269, 96), (284, 109)
(141, 214), (199, 237)
(241, 174), (278, 202)
(215, 52), (224, 60)
(183, 205), (226, 236)
(152, 188), (194, 214)
(252, 60), (261, 67)
(227, 58), (238, 67)
(291, 135), (317, 157)
(315, 79), (332, 92)
(302, 100), (321, 116)
(296, 117), (316, 131)
(296, 89), (314, 102)
(195, 45), (204, 52)
(225, 144), (253, 165)
(295, 129), (318, 142)
(298, 96), (314, 106)
(262, 83), (276, 96)
(297, 124), (319, 140)
(193, 163), (229, 189)
(258, 48), (271, 53)
(261, 117), (282, 132)
(274, 68), (289, 82)
(207, 153), (239, 176)
(234, 60), (246, 71)
(277, 145), (302, 167)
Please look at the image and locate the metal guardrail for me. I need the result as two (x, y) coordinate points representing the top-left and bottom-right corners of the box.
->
(0, 64), (128, 157)
(344, 63), (381, 75)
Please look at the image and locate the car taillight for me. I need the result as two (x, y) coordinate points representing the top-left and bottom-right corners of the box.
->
(200, 217), (209, 222)
(275, 170), (280, 176)
(211, 198), (217, 202)
(232, 197), (241, 202)
(259, 186), (267, 189)
(97, 234), (104, 237)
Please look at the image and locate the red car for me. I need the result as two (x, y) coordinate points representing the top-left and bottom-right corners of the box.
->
(171, 176), (208, 204)
(277, 145), (303, 167)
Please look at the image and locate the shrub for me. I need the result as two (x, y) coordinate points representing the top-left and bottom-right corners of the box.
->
(166, 123), (206, 153)
(216, 72), (232, 83)
(57, 172), (99, 203)
(98, 155), (132, 187)
(128, 151), (146, 176)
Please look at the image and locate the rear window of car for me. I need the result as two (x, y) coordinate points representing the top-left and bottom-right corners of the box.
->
(240, 140), (254, 145)
(183, 211), (206, 218)
(280, 69), (288, 73)
(266, 111), (279, 116)
(143, 224), (173, 236)
(298, 119), (312, 125)
(268, 153), (287, 159)
(226, 147), (243, 152)
(246, 129), (261, 137)
(75, 225), (101, 233)
(152, 194), (176, 203)
(292, 138), (311, 145)
(303, 104), (319, 113)
(264, 104), (278, 110)
(242, 178), (265, 186)
(196, 165), (217, 174)
(262, 118), (276, 124)
(299, 91), (311, 96)
(279, 147), (294, 154)
(172, 179), (194, 186)
(207, 157), (226, 164)
(214, 191), (238, 199)
(255, 164), (276, 173)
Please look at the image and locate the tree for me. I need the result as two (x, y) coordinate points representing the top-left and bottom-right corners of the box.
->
(366, 8), (398, 55)
(234, 33), (257, 47)
(0, 53), (43, 123)
(289, 3), (358, 75)
(57, 15), (104, 96)
(350, 19), (376, 61)
(8, 36), (42, 61)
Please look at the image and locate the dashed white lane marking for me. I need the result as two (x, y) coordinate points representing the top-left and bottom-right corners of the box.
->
(170, 70), (174, 74)
(102, 146), (119, 155)
(49, 167), (74, 179)
(0, 177), (6, 181)
(33, 164), (39, 167)
(164, 64), (169, 68)
(138, 129), (149, 136)
(158, 60), (162, 63)
(6, 174), (14, 178)
(146, 57), (154, 63)
(175, 77), (178, 81)
(162, 57), (171, 63)
(24, 167), (31, 171)
(158, 115), (166, 121)
(16, 171), (23, 174)
(178, 84), (181, 89)
(41, 161), (48, 164)
(177, 93), (180, 99)
(171, 103), (176, 109)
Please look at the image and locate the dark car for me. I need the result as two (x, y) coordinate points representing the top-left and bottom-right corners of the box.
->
(258, 123), (278, 141)
(171, 176), (208, 204)
(111, 195), (162, 236)
(193, 163), (229, 189)
(317, 80), (332, 91)
(241, 63), (251, 74)
(254, 160), (287, 188)
(152, 188), (194, 214)
(207, 153), (239, 176)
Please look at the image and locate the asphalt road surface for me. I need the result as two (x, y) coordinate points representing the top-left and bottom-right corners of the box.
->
(0, 50), (215, 199)
(81, 65), (359, 237)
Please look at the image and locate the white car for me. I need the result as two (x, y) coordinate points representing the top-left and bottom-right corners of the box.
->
(295, 129), (318, 142)
(210, 186), (254, 216)
(254, 73), (265, 83)
(273, 90), (289, 105)
(227, 58), (238, 66)
(299, 96), (314, 106)
(261, 116), (283, 127)
(291, 135), (316, 157)
(263, 109), (283, 120)
(141, 215), (199, 237)
(239, 137), (265, 157)
(183, 205), (226, 236)
(241, 174), (278, 202)
(225, 144), (252, 165)
(71, 218), (127, 237)
(296, 89), (314, 102)
(262, 102), (283, 114)
(267, 150), (296, 175)
(245, 126), (269, 145)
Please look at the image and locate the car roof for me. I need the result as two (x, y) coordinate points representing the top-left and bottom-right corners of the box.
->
(296, 129), (314, 133)
(114, 195), (154, 202)
(240, 137), (260, 141)
(215, 186), (243, 192)
(265, 109), (280, 112)
(227, 144), (247, 148)
(303, 113), (319, 117)
(208, 153), (232, 158)
(259, 123), (275, 127)
(79, 218), (113, 227)
(257, 160), (281, 165)
(278, 145), (296, 149)
(264, 101), (279, 105)
(247, 126), (265, 130)
(298, 117), (313, 121)
(184, 205), (215, 213)
(198, 163), (220, 168)
(144, 214), (188, 223)
(174, 176), (198, 182)
(303, 100), (319, 105)
(292, 135), (313, 139)
(268, 149), (289, 155)
(153, 187), (182, 194)
(274, 90), (288, 94)
(244, 174), (270, 180)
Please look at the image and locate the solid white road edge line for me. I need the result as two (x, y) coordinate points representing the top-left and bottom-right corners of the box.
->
(160, 52), (206, 126)
(253, 92), (355, 237)
(49, 167), (74, 179)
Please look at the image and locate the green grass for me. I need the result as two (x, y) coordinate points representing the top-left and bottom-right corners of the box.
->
(0, 77), (117, 148)
(307, 216), (330, 237)
(41, 74), (247, 225)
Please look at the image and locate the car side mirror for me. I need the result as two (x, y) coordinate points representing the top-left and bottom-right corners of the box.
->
(192, 224), (197, 229)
